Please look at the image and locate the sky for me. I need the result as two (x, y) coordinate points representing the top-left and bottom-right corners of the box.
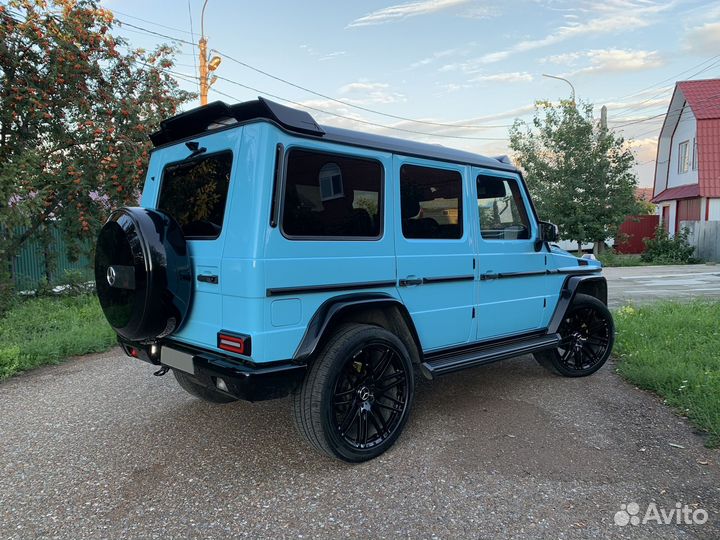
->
(103, 0), (720, 187)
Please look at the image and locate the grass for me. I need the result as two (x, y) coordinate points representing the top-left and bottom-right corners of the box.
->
(597, 251), (646, 267)
(614, 300), (720, 447)
(0, 294), (116, 380)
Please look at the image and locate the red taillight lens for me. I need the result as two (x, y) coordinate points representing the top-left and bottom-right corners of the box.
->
(128, 347), (139, 358)
(217, 332), (251, 356)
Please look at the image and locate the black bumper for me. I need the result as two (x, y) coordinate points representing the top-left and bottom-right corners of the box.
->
(118, 337), (306, 402)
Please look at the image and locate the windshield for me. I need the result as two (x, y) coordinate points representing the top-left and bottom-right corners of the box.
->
(157, 150), (232, 239)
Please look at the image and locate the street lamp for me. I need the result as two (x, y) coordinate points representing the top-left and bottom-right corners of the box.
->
(198, 0), (222, 105)
(542, 74), (576, 105)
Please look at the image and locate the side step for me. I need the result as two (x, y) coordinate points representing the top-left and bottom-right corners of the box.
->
(421, 333), (561, 378)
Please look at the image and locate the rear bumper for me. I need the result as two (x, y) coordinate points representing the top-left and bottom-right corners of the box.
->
(118, 337), (306, 402)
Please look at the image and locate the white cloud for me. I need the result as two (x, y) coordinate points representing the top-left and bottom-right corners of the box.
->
(338, 81), (406, 105)
(471, 71), (534, 83)
(477, 1), (673, 64)
(347, 0), (473, 28)
(544, 48), (664, 76)
(683, 21), (720, 55)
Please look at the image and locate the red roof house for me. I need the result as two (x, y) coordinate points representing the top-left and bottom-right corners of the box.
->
(651, 79), (720, 234)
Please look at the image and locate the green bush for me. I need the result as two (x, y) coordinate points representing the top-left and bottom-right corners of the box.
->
(641, 226), (698, 264)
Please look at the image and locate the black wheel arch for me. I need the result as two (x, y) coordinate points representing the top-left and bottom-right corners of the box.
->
(293, 293), (423, 365)
(548, 274), (608, 334)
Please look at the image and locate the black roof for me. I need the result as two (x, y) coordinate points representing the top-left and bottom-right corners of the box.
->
(150, 98), (516, 172)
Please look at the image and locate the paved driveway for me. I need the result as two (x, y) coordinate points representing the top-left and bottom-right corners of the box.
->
(604, 264), (720, 308)
(1, 350), (718, 539)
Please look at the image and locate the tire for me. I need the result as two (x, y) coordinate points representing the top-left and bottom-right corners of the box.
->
(173, 370), (238, 404)
(95, 207), (193, 342)
(292, 324), (415, 463)
(535, 293), (615, 377)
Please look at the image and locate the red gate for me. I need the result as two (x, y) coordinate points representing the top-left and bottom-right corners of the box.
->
(615, 215), (659, 254)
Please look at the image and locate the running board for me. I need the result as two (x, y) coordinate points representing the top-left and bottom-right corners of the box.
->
(421, 333), (561, 378)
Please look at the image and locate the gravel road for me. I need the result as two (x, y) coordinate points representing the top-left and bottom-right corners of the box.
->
(1, 349), (718, 539)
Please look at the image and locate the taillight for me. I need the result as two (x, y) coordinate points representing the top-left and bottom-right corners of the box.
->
(217, 331), (251, 356)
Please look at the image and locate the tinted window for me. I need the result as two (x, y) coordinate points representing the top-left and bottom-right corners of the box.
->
(282, 149), (382, 238)
(400, 164), (463, 239)
(477, 175), (531, 240)
(158, 151), (232, 239)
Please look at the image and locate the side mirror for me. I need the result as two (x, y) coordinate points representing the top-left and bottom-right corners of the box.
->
(539, 221), (559, 242)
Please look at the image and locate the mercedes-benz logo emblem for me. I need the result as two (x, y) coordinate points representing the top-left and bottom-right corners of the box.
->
(106, 266), (116, 287)
(359, 387), (371, 401)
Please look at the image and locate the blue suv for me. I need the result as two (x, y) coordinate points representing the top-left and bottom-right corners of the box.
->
(95, 98), (614, 462)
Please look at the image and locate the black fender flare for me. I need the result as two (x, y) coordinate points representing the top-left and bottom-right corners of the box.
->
(547, 274), (608, 334)
(293, 292), (422, 363)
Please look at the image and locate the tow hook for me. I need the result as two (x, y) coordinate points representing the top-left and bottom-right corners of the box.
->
(153, 366), (170, 377)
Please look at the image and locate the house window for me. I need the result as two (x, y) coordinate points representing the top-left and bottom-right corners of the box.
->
(678, 141), (690, 174)
(692, 138), (698, 171)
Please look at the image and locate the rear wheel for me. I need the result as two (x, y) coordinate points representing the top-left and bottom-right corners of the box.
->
(173, 370), (238, 404)
(292, 324), (414, 462)
(535, 293), (614, 377)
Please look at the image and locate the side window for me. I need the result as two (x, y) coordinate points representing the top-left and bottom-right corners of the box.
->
(477, 175), (531, 240)
(158, 151), (232, 239)
(400, 164), (463, 239)
(281, 148), (382, 238)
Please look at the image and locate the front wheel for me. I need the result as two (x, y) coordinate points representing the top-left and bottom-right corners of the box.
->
(292, 324), (415, 462)
(535, 293), (615, 377)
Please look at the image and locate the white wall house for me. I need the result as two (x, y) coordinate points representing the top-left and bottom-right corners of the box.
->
(652, 79), (720, 235)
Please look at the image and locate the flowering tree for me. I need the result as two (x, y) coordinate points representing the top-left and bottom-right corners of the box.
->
(0, 0), (193, 294)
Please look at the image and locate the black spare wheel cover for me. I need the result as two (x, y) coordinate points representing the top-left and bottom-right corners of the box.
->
(95, 207), (193, 342)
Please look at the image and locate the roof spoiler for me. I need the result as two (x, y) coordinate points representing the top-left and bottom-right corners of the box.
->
(149, 97), (325, 147)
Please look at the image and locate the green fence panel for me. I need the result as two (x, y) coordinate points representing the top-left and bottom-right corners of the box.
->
(12, 227), (93, 290)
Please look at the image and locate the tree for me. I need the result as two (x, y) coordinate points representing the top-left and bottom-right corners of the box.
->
(509, 100), (639, 253)
(0, 0), (194, 293)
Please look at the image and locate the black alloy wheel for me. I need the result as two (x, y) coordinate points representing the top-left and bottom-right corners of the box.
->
(292, 324), (415, 462)
(332, 342), (410, 450)
(535, 293), (615, 377)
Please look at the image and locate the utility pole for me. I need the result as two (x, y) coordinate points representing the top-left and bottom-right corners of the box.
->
(198, 0), (221, 106)
(542, 73), (576, 106)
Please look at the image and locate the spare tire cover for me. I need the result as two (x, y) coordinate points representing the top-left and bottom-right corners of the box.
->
(95, 207), (193, 342)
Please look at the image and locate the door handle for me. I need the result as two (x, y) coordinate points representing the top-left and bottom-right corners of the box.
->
(480, 272), (498, 281)
(399, 277), (423, 286)
(197, 274), (219, 284)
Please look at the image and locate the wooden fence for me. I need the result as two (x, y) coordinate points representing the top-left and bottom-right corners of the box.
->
(681, 220), (720, 262)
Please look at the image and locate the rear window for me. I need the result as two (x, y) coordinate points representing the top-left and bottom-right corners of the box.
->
(281, 148), (383, 239)
(400, 164), (463, 239)
(158, 151), (232, 239)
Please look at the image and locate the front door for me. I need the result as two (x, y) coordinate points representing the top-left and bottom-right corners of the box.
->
(473, 168), (547, 341)
(394, 157), (475, 351)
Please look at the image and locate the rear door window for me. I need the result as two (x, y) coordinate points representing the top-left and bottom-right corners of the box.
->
(281, 148), (383, 239)
(158, 151), (232, 239)
(400, 164), (463, 239)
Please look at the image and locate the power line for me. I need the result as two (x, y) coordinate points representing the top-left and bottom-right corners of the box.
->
(604, 53), (720, 105)
(612, 58), (720, 118)
(208, 77), (509, 141)
(113, 17), (512, 131)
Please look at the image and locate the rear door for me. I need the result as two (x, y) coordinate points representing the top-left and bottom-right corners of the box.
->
(144, 128), (240, 349)
(394, 157), (475, 351)
(472, 168), (547, 341)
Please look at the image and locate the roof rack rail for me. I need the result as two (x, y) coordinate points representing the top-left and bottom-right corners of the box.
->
(149, 97), (325, 147)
